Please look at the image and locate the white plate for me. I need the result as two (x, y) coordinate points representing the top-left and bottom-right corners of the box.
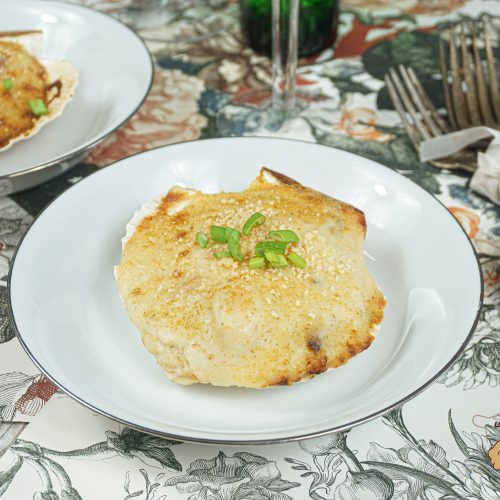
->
(8, 138), (482, 444)
(0, 0), (153, 194)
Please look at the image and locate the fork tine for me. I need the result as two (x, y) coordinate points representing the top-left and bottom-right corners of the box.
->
(405, 66), (451, 133)
(398, 65), (441, 136)
(385, 73), (421, 151)
(388, 67), (431, 140)
(460, 23), (482, 125)
(449, 26), (471, 128)
(482, 18), (500, 124)
(471, 20), (497, 127)
(439, 38), (458, 130)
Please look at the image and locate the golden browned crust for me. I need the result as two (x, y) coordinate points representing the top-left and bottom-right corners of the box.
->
(0, 40), (47, 148)
(0, 32), (78, 152)
(261, 166), (301, 186)
(116, 168), (386, 388)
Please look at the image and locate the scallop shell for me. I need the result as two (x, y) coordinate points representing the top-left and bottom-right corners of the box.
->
(0, 30), (79, 152)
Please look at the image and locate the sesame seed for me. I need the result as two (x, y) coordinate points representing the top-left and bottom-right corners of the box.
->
(271, 310), (279, 318)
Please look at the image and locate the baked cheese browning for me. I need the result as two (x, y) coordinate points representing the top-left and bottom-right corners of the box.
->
(0, 31), (79, 152)
(0, 40), (48, 149)
(116, 168), (386, 388)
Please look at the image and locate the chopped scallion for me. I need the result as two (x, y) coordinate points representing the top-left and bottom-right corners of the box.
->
(242, 212), (266, 236)
(210, 225), (227, 243)
(214, 250), (231, 259)
(228, 240), (244, 262)
(255, 240), (287, 257)
(225, 227), (241, 243)
(264, 250), (288, 268)
(196, 232), (209, 248)
(249, 256), (266, 269)
(3, 78), (13, 91)
(288, 251), (306, 269)
(28, 98), (48, 116)
(268, 230), (299, 243)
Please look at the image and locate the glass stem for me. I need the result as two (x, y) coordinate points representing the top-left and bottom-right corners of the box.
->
(284, 0), (299, 111)
(272, 0), (299, 113)
(271, 0), (282, 110)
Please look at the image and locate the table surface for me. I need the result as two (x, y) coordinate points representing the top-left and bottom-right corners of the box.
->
(0, 1), (499, 499)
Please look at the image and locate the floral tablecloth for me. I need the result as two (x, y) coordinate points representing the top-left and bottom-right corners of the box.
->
(1, 0), (499, 499)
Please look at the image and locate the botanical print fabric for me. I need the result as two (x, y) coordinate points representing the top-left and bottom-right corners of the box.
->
(0, 0), (499, 498)
(0, 382), (499, 499)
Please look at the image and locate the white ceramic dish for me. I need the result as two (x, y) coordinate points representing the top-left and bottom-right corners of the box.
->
(0, 0), (153, 194)
(8, 138), (482, 444)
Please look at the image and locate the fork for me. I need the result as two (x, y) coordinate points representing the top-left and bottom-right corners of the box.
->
(385, 65), (477, 173)
(439, 18), (500, 131)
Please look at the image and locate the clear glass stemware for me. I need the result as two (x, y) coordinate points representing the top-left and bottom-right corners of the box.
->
(216, 0), (304, 136)
(272, 0), (299, 114)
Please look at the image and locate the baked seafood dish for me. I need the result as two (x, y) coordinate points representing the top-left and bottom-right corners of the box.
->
(116, 168), (386, 388)
(0, 30), (78, 151)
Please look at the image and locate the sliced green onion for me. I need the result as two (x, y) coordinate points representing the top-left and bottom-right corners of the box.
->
(225, 227), (241, 243)
(214, 250), (231, 259)
(288, 251), (306, 269)
(3, 78), (13, 91)
(249, 256), (266, 269)
(28, 98), (48, 116)
(255, 240), (287, 257)
(243, 212), (266, 236)
(228, 240), (244, 262)
(264, 250), (288, 268)
(196, 232), (209, 248)
(210, 225), (227, 243)
(268, 230), (299, 243)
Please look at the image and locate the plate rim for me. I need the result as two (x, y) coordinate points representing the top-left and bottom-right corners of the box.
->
(7, 137), (484, 445)
(0, 0), (155, 183)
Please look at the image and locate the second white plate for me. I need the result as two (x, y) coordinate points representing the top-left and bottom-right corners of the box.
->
(0, 0), (153, 193)
(9, 138), (482, 444)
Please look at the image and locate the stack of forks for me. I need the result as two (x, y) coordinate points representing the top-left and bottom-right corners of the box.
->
(385, 16), (499, 173)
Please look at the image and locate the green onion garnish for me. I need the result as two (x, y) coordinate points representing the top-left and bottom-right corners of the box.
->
(214, 250), (231, 259)
(249, 256), (266, 269)
(288, 251), (306, 269)
(3, 78), (13, 91)
(196, 232), (209, 248)
(255, 240), (287, 257)
(268, 230), (299, 243)
(205, 217), (301, 269)
(264, 250), (288, 268)
(210, 225), (227, 243)
(28, 98), (48, 116)
(228, 240), (244, 262)
(225, 227), (241, 243)
(243, 212), (266, 236)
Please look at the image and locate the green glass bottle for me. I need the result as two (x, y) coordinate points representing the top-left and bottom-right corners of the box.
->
(239, 0), (339, 58)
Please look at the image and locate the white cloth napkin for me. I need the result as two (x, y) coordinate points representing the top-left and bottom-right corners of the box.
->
(420, 126), (500, 204)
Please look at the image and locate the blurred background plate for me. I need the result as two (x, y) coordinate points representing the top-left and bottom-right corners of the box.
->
(8, 138), (483, 444)
(0, 0), (153, 194)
